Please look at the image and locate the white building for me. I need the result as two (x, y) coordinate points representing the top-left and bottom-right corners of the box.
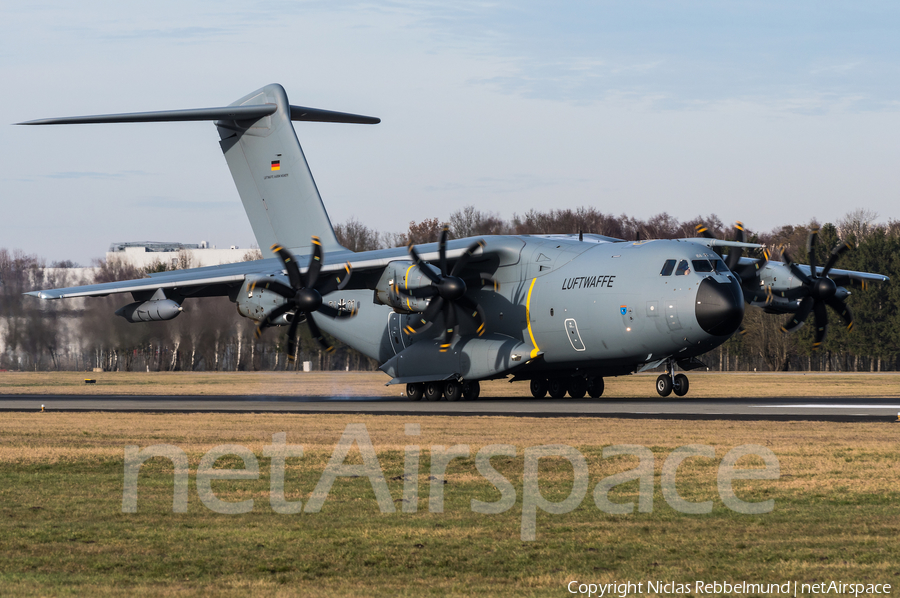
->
(106, 241), (257, 270)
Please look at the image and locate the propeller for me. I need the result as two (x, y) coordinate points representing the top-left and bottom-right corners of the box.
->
(253, 238), (357, 359)
(777, 228), (854, 348)
(395, 225), (498, 352)
(695, 221), (772, 304)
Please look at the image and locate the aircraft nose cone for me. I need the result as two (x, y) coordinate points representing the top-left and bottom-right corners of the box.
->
(695, 277), (744, 336)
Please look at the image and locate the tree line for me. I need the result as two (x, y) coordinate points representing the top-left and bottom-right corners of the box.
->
(1, 207), (897, 372)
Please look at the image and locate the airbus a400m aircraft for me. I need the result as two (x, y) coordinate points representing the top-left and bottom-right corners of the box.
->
(22, 84), (888, 400)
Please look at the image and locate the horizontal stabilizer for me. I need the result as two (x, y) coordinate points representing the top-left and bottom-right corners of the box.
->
(18, 104), (379, 126)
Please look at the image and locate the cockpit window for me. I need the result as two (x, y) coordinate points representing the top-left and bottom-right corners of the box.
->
(660, 259), (676, 276)
(692, 259), (714, 273)
(675, 259), (690, 276)
(713, 259), (729, 273)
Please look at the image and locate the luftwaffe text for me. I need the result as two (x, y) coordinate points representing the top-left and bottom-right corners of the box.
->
(561, 275), (615, 290)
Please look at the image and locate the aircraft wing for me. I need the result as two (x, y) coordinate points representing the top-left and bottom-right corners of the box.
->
(25, 260), (271, 300)
(25, 239), (517, 300)
(733, 257), (890, 285)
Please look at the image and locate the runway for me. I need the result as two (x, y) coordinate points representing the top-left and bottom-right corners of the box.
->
(2, 394), (900, 422)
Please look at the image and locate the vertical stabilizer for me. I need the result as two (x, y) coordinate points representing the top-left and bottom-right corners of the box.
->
(216, 84), (354, 256)
(19, 83), (379, 257)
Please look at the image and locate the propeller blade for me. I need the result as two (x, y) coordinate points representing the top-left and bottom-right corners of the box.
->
(408, 244), (442, 285)
(306, 236), (324, 288)
(821, 241), (852, 277)
(781, 296), (814, 333)
(825, 296), (854, 330)
(450, 239), (486, 277)
(318, 303), (358, 319)
(271, 244), (304, 289)
(394, 284), (439, 299)
(306, 314), (334, 352)
(457, 295), (486, 337)
(442, 300), (457, 344)
(735, 248), (769, 281)
(725, 222), (745, 271)
(285, 311), (301, 362)
(694, 223), (715, 239)
(251, 279), (295, 300)
(806, 228), (819, 274)
(255, 303), (294, 338)
(403, 296), (444, 335)
(743, 287), (773, 305)
(316, 262), (353, 295)
(781, 247), (813, 286)
(478, 274), (500, 292)
(439, 225), (449, 277)
(812, 299), (828, 348)
(773, 286), (809, 300)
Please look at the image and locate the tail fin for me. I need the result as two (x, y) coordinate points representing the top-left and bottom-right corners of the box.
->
(18, 83), (380, 257)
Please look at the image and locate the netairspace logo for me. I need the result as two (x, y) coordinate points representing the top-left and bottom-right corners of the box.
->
(567, 580), (893, 597)
(123, 422), (780, 541)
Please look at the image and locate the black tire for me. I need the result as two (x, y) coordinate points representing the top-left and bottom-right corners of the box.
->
(530, 378), (548, 399)
(462, 381), (481, 400)
(548, 378), (567, 399)
(406, 383), (424, 401)
(568, 376), (587, 399)
(673, 374), (689, 397)
(656, 374), (673, 398)
(444, 380), (463, 401)
(587, 377), (604, 398)
(424, 382), (443, 401)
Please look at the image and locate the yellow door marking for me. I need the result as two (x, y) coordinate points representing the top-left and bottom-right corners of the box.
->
(526, 277), (540, 358)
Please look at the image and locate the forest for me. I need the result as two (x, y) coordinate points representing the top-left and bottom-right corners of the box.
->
(1, 206), (897, 373)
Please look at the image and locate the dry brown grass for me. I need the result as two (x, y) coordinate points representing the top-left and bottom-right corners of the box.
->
(2, 411), (899, 596)
(1, 412), (898, 499)
(1, 370), (899, 398)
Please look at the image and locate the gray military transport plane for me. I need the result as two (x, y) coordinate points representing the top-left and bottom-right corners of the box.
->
(21, 84), (889, 400)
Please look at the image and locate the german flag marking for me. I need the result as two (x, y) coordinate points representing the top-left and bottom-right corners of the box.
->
(271, 160), (280, 171)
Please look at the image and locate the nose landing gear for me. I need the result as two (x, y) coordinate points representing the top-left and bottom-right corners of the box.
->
(656, 359), (690, 397)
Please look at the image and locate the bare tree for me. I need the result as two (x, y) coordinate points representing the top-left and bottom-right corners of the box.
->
(838, 208), (879, 244)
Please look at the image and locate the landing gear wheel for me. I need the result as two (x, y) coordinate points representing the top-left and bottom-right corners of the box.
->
(462, 381), (481, 400)
(406, 383), (424, 401)
(548, 378), (567, 399)
(424, 382), (443, 401)
(568, 377), (587, 399)
(656, 374), (673, 398)
(673, 374), (689, 397)
(530, 378), (548, 399)
(444, 380), (463, 401)
(587, 377), (604, 398)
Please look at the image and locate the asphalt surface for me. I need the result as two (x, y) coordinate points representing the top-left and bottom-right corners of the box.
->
(2, 394), (900, 422)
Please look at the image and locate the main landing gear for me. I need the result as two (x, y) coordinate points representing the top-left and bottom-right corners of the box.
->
(530, 376), (603, 399)
(655, 359), (689, 397)
(406, 380), (481, 401)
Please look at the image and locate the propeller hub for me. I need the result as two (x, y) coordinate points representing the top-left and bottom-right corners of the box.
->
(811, 277), (837, 300)
(295, 288), (323, 312)
(439, 276), (467, 301)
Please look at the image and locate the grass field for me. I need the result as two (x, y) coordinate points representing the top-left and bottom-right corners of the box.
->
(2, 370), (900, 398)
(1, 409), (899, 597)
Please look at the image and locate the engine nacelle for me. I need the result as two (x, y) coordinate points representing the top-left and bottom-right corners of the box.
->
(374, 261), (439, 313)
(115, 299), (183, 323)
(235, 276), (291, 323)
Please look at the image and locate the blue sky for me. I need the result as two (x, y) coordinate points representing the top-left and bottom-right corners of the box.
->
(2, 1), (899, 264)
